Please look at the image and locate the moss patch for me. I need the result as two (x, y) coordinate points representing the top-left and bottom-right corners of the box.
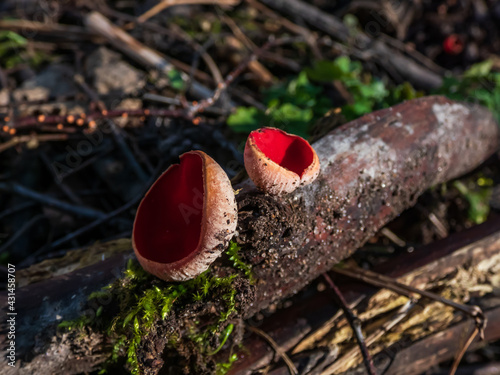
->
(59, 241), (254, 374)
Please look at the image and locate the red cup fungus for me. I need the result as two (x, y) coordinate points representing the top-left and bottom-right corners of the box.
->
(244, 127), (320, 195)
(443, 34), (464, 55)
(132, 150), (237, 281)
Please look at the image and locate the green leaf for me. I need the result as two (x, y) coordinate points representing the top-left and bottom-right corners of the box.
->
(463, 60), (493, 78)
(167, 69), (185, 91)
(227, 107), (263, 133)
(269, 103), (312, 138)
(453, 181), (491, 224)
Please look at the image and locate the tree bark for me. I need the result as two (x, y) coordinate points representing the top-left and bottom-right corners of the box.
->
(2, 96), (499, 374)
(236, 95), (499, 316)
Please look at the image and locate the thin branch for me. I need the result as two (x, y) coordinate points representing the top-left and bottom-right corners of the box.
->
(0, 214), (48, 254)
(136, 0), (239, 24)
(0, 134), (68, 153)
(320, 300), (416, 375)
(332, 267), (486, 338)
(449, 325), (479, 375)
(246, 324), (298, 375)
(322, 272), (377, 375)
(0, 182), (106, 219)
(84, 11), (215, 100)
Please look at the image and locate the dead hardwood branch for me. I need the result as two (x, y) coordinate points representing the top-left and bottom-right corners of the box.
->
(2, 96), (499, 374)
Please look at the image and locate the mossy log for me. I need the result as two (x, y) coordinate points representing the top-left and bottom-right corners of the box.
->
(2, 96), (499, 375)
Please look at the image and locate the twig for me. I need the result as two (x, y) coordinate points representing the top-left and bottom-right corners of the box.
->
(332, 267), (486, 338)
(7, 108), (184, 131)
(245, 0), (322, 59)
(0, 19), (99, 41)
(322, 272), (377, 375)
(218, 14), (275, 82)
(380, 227), (406, 247)
(416, 203), (449, 239)
(107, 119), (149, 182)
(0, 214), (48, 255)
(188, 35), (301, 116)
(0, 134), (68, 153)
(39, 151), (83, 205)
(20, 185), (138, 268)
(449, 324), (479, 375)
(0, 182), (106, 219)
(246, 324), (298, 375)
(84, 11), (216, 100)
(320, 299), (416, 375)
(258, 0), (443, 89)
(135, 0), (239, 24)
(34, 161), (163, 255)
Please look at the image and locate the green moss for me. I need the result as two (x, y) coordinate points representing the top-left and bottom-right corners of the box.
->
(59, 241), (252, 374)
(226, 241), (254, 283)
(216, 353), (238, 375)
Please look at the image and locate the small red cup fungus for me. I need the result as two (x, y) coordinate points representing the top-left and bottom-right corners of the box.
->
(132, 150), (237, 281)
(244, 127), (320, 195)
(443, 34), (464, 55)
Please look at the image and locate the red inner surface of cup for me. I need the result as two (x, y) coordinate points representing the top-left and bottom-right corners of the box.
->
(250, 128), (313, 177)
(133, 153), (204, 263)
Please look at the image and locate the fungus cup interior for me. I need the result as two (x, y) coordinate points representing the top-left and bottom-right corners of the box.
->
(133, 153), (204, 264)
(250, 128), (314, 177)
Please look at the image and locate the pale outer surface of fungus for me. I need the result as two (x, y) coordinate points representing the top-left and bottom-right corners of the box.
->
(132, 151), (237, 281)
(244, 129), (320, 195)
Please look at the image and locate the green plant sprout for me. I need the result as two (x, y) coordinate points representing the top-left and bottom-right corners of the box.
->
(453, 179), (492, 225)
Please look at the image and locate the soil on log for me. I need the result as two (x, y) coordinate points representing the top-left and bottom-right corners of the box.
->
(2, 96), (499, 375)
(236, 95), (499, 316)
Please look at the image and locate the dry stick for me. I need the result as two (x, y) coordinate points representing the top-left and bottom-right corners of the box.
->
(257, 0), (443, 89)
(332, 264), (487, 374)
(379, 227), (406, 247)
(0, 182), (106, 219)
(21, 161), (163, 266)
(332, 266), (486, 337)
(246, 325), (298, 375)
(416, 203), (449, 239)
(449, 325), (479, 375)
(84, 11), (215, 101)
(0, 133), (68, 153)
(320, 299), (416, 375)
(6, 33), (283, 132)
(100, 5), (227, 88)
(39, 151), (84, 205)
(0, 19), (99, 41)
(322, 272), (377, 375)
(0, 215), (48, 255)
(136, 0), (240, 24)
(74, 73), (150, 183)
(381, 302), (500, 375)
(218, 14), (275, 83)
(188, 36), (302, 116)
(245, 0), (323, 60)
(8, 108), (184, 131)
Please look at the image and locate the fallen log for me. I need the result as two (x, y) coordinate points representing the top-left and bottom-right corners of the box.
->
(2, 96), (499, 374)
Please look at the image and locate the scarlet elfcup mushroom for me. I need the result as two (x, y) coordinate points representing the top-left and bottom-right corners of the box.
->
(132, 150), (237, 281)
(244, 127), (320, 195)
(443, 34), (464, 55)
